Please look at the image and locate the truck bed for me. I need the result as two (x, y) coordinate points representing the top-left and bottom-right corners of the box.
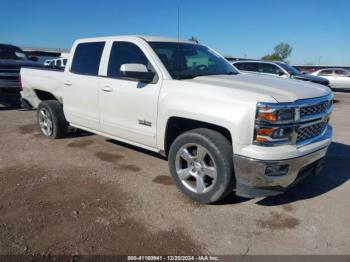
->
(20, 67), (64, 108)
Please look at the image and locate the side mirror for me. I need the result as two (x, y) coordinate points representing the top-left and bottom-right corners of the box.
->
(120, 63), (155, 83)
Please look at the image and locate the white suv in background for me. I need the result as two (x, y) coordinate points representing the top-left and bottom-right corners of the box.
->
(232, 60), (330, 87)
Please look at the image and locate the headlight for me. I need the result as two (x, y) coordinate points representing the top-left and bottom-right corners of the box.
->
(255, 126), (294, 145)
(256, 105), (295, 124)
(254, 103), (296, 146)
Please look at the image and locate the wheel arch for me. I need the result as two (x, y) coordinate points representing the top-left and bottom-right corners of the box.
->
(163, 116), (233, 156)
(34, 89), (59, 102)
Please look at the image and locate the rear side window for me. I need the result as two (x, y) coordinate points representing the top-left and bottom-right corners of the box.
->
(107, 41), (153, 78)
(234, 62), (245, 70)
(71, 42), (105, 75)
(242, 62), (259, 72)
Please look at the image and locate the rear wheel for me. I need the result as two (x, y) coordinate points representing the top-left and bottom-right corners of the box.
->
(168, 128), (235, 204)
(37, 100), (68, 139)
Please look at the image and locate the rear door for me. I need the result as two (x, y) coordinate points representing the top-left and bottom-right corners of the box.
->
(99, 41), (161, 147)
(63, 41), (106, 131)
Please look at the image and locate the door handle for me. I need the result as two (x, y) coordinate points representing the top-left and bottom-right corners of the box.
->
(64, 81), (72, 86)
(101, 86), (113, 92)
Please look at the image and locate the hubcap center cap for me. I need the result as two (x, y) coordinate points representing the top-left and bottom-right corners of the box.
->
(194, 162), (202, 171)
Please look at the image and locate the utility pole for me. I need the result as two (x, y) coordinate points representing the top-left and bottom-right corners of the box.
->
(318, 56), (322, 69)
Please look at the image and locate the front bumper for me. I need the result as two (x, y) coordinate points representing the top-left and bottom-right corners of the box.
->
(233, 146), (329, 198)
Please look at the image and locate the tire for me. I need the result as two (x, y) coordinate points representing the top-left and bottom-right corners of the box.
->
(37, 100), (68, 139)
(168, 128), (235, 204)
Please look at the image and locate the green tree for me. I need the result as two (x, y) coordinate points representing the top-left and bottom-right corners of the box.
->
(262, 43), (292, 61)
(261, 53), (281, 61)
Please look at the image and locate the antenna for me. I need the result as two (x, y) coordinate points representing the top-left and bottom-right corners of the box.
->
(177, 3), (180, 42)
(176, 3), (180, 77)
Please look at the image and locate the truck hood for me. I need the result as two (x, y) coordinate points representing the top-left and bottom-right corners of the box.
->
(186, 73), (331, 103)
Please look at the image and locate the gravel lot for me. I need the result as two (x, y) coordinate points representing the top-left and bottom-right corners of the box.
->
(0, 92), (349, 256)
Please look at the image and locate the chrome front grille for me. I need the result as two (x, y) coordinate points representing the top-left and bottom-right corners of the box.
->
(254, 94), (333, 147)
(300, 101), (331, 118)
(294, 95), (332, 145)
(297, 121), (327, 143)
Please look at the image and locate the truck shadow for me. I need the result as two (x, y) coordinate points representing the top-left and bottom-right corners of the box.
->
(106, 139), (167, 160)
(0, 105), (22, 111)
(105, 139), (349, 206)
(256, 142), (350, 206)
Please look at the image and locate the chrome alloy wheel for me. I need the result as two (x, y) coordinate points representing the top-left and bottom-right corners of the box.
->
(175, 143), (217, 194)
(38, 108), (53, 136)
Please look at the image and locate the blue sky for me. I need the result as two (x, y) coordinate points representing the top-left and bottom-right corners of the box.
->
(1, 0), (349, 65)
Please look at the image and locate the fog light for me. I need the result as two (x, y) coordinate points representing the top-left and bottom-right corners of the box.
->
(265, 164), (289, 176)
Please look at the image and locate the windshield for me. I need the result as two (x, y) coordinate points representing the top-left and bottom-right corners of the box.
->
(149, 42), (238, 79)
(0, 44), (28, 60)
(276, 62), (300, 75)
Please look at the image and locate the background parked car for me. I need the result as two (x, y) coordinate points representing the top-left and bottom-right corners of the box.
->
(311, 68), (350, 91)
(0, 43), (42, 107)
(44, 57), (67, 69)
(232, 60), (330, 87)
(43, 59), (52, 66)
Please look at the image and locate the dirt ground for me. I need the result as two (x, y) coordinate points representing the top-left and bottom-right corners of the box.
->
(0, 93), (349, 256)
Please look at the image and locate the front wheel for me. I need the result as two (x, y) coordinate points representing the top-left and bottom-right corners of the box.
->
(168, 128), (235, 204)
(37, 100), (68, 139)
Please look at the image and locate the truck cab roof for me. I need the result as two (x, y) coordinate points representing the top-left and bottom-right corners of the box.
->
(75, 35), (196, 44)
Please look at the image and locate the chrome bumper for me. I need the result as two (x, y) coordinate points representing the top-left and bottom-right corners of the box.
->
(233, 146), (328, 198)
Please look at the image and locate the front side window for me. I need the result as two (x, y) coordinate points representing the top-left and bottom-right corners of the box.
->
(107, 42), (154, 78)
(275, 62), (300, 75)
(261, 63), (284, 75)
(149, 42), (238, 79)
(71, 42), (105, 75)
(319, 70), (333, 76)
(56, 59), (62, 67)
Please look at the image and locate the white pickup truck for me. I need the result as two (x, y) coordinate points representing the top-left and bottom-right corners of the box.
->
(20, 35), (333, 203)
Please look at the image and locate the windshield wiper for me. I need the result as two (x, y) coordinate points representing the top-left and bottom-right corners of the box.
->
(175, 71), (238, 80)
(175, 74), (206, 80)
(221, 71), (238, 75)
